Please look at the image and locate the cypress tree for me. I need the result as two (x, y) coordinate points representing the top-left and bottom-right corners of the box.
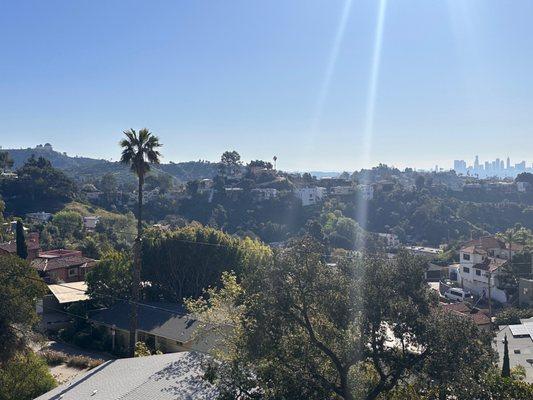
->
(16, 220), (28, 260)
(502, 334), (511, 378)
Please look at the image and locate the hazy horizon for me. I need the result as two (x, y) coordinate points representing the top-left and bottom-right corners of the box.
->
(2, 1), (533, 171)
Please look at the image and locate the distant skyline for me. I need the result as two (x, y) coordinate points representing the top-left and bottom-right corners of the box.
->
(2, 1), (533, 171)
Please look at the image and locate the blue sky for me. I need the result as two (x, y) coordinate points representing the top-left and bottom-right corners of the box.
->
(1, 0), (533, 171)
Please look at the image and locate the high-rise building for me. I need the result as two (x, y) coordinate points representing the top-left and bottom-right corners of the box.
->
(474, 155), (480, 170)
(506, 157), (511, 169)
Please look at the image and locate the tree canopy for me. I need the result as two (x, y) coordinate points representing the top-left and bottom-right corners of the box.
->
(142, 224), (271, 301)
(188, 238), (496, 400)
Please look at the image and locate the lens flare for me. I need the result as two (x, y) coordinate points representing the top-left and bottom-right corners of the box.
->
(310, 0), (354, 136)
(357, 0), (387, 243)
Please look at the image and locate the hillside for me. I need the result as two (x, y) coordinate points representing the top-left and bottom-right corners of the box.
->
(3, 145), (219, 183)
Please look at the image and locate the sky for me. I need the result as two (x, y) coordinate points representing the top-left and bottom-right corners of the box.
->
(1, 0), (533, 172)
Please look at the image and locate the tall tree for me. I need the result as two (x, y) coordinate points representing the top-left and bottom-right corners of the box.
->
(119, 128), (162, 357)
(219, 150), (242, 177)
(15, 221), (27, 260)
(0, 255), (46, 364)
(502, 334), (511, 378)
(0, 151), (14, 171)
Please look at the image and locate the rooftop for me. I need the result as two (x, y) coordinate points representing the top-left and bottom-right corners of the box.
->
(34, 351), (217, 400)
(88, 302), (214, 350)
(48, 281), (89, 304)
(441, 302), (491, 326)
(31, 250), (96, 272)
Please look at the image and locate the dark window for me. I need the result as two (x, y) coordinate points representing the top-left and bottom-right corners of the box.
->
(476, 269), (481, 276)
(463, 253), (470, 260)
(463, 267), (470, 273)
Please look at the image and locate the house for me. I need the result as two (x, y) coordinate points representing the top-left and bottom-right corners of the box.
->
(0, 171), (17, 179)
(457, 237), (517, 303)
(83, 215), (99, 230)
(494, 318), (533, 383)
(377, 233), (400, 248)
(35, 351), (217, 400)
(224, 187), (244, 200)
(403, 245), (442, 258)
(517, 181), (531, 193)
(82, 183), (104, 201)
(251, 188), (278, 201)
(0, 232), (41, 260)
(519, 278), (533, 307)
(295, 187), (326, 206)
(31, 249), (97, 283)
(441, 302), (492, 331)
(357, 184), (374, 200)
(461, 236), (523, 260)
(89, 301), (217, 355)
(330, 186), (356, 196)
(26, 211), (52, 223)
(39, 281), (89, 331)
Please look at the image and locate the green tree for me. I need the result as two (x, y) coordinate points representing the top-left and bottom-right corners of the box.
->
(219, 150), (242, 177)
(119, 128), (162, 357)
(0, 156), (76, 214)
(502, 334), (511, 378)
(0, 352), (56, 400)
(0, 255), (46, 364)
(100, 172), (118, 193)
(0, 151), (14, 171)
(51, 210), (83, 239)
(86, 251), (132, 307)
(142, 224), (271, 301)
(15, 221), (27, 260)
(189, 240), (495, 400)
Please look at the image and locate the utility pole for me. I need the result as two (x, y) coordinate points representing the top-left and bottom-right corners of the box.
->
(487, 270), (492, 317)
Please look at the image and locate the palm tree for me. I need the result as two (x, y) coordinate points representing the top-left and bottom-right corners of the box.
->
(120, 128), (162, 357)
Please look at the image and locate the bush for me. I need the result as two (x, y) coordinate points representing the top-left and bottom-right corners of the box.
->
(66, 355), (104, 370)
(494, 307), (533, 326)
(41, 350), (67, 366)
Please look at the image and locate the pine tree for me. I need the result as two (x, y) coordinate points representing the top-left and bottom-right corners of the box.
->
(502, 334), (511, 378)
(16, 220), (28, 259)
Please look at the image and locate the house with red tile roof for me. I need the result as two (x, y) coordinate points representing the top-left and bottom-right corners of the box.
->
(31, 249), (96, 283)
(0, 232), (41, 260)
(441, 302), (492, 331)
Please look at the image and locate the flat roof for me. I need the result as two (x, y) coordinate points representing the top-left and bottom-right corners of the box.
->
(48, 281), (89, 304)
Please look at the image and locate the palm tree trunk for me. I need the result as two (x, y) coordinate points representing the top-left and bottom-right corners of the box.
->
(129, 174), (144, 357)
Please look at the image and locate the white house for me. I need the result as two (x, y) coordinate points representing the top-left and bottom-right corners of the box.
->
(83, 216), (99, 230)
(456, 236), (519, 304)
(295, 187), (327, 206)
(357, 184), (374, 200)
(26, 211), (53, 223)
(378, 233), (400, 248)
(251, 188), (278, 201)
(517, 181), (531, 193)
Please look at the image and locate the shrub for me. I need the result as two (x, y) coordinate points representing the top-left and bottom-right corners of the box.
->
(41, 350), (67, 366)
(66, 355), (104, 370)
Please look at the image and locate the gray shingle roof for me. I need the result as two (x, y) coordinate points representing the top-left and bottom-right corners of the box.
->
(88, 302), (203, 344)
(35, 352), (217, 400)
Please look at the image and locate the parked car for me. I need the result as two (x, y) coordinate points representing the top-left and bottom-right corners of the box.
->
(444, 288), (473, 302)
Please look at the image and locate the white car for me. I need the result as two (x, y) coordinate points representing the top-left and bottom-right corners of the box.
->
(444, 288), (473, 302)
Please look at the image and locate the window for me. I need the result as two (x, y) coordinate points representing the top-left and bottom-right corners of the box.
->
(463, 253), (470, 261)
(463, 267), (470, 273)
(68, 267), (78, 278)
(476, 269), (481, 276)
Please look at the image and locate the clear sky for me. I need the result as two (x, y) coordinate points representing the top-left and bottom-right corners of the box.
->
(1, 0), (533, 171)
